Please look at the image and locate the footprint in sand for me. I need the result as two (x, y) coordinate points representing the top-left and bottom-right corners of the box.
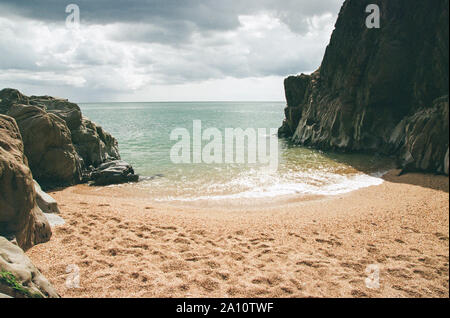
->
(435, 233), (449, 241)
(351, 290), (368, 297)
(215, 271), (230, 281)
(205, 261), (221, 269)
(387, 268), (412, 279)
(413, 269), (437, 280)
(174, 237), (191, 245)
(161, 260), (189, 273)
(197, 278), (220, 292)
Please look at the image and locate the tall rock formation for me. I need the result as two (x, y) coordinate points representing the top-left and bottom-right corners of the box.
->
(0, 88), (129, 188)
(6, 104), (83, 187)
(0, 115), (52, 251)
(279, 0), (449, 174)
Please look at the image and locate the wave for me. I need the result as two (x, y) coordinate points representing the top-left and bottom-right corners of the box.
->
(155, 170), (389, 202)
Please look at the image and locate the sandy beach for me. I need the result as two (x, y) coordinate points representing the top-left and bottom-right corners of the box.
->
(26, 170), (449, 298)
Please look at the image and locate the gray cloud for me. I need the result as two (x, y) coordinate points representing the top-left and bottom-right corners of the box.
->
(0, 0), (344, 101)
(0, 0), (342, 34)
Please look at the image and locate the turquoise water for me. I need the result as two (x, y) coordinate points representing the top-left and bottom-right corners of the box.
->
(80, 102), (393, 200)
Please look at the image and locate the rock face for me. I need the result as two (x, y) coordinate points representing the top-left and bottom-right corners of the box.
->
(0, 88), (137, 187)
(0, 237), (59, 298)
(29, 95), (82, 131)
(0, 115), (52, 251)
(91, 160), (139, 186)
(279, 0), (449, 174)
(72, 117), (120, 168)
(6, 104), (83, 188)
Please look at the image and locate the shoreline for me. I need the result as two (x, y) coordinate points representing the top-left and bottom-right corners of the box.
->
(26, 170), (449, 297)
(82, 167), (393, 210)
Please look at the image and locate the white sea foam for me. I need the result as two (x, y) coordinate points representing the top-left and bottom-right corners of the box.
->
(155, 170), (389, 202)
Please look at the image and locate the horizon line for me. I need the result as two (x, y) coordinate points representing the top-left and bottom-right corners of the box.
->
(76, 100), (286, 104)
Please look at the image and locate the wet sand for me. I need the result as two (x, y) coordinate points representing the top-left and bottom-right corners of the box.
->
(27, 170), (449, 298)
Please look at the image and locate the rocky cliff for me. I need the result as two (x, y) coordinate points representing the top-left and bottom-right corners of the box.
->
(0, 115), (52, 251)
(0, 88), (137, 188)
(279, 0), (449, 174)
(0, 89), (135, 297)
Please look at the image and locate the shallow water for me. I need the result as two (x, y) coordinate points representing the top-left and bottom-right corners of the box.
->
(80, 102), (394, 200)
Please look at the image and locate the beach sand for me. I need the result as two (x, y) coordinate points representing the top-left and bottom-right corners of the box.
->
(26, 170), (449, 298)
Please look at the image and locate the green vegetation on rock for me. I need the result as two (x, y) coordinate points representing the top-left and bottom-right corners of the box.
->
(0, 270), (43, 298)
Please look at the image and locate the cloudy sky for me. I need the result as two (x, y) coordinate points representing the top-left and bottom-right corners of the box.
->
(0, 0), (344, 102)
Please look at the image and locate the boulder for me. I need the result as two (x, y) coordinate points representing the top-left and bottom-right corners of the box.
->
(0, 88), (127, 187)
(72, 117), (120, 168)
(0, 237), (59, 298)
(279, 0), (449, 175)
(0, 88), (29, 114)
(34, 181), (60, 214)
(29, 95), (83, 131)
(0, 115), (52, 251)
(6, 104), (83, 188)
(91, 160), (139, 186)
(26, 95), (121, 168)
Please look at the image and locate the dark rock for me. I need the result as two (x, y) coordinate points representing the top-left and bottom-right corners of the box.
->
(90, 160), (139, 186)
(0, 115), (52, 251)
(0, 89), (29, 114)
(0, 88), (126, 187)
(279, 0), (449, 175)
(6, 104), (83, 188)
(29, 95), (83, 131)
(72, 117), (120, 167)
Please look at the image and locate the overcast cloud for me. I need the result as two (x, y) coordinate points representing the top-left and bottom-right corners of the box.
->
(0, 0), (344, 101)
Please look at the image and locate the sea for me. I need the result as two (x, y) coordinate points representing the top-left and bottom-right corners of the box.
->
(79, 101), (394, 202)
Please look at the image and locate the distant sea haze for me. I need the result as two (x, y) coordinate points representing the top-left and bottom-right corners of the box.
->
(80, 101), (394, 201)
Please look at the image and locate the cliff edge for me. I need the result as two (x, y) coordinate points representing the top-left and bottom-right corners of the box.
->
(279, 0), (449, 175)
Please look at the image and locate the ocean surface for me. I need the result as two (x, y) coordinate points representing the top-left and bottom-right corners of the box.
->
(79, 102), (394, 201)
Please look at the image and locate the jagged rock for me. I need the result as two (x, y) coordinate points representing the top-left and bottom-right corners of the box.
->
(6, 104), (83, 188)
(0, 89), (29, 114)
(29, 95), (83, 131)
(34, 181), (60, 214)
(0, 88), (125, 187)
(91, 160), (139, 186)
(0, 237), (59, 298)
(393, 97), (449, 173)
(25, 94), (120, 168)
(279, 0), (449, 175)
(72, 117), (120, 167)
(0, 115), (52, 251)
